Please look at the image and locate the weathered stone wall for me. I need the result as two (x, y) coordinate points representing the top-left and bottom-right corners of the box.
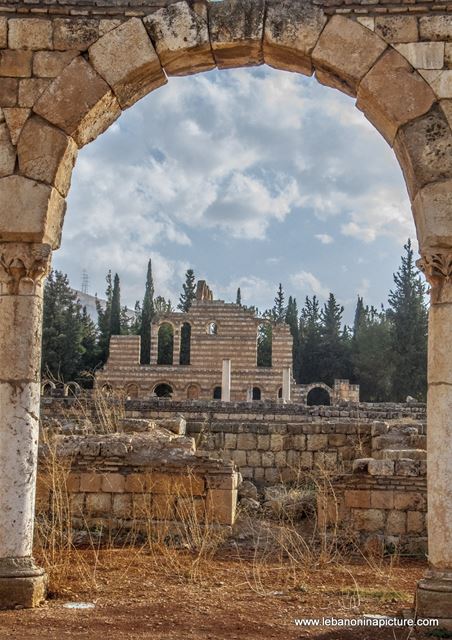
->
(37, 431), (240, 536)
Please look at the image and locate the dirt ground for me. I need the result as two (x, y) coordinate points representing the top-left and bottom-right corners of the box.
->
(0, 548), (440, 640)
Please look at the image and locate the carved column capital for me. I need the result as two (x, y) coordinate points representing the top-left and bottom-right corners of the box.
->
(417, 250), (452, 304)
(0, 243), (52, 296)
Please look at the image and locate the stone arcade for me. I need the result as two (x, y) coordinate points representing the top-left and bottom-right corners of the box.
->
(0, 0), (451, 625)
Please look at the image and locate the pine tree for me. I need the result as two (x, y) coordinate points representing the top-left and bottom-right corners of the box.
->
(353, 295), (366, 338)
(388, 239), (428, 401)
(273, 283), (286, 322)
(80, 306), (100, 374)
(155, 296), (172, 314)
(285, 296), (301, 382)
(236, 287), (242, 306)
(257, 319), (272, 367)
(110, 273), (121, 336)
(317, 293), (351, 385)
(41, 270), (84, 381)
(299, 296), (322, 383)
(140, 259), (155, 364)
(178, 269), (196, 312)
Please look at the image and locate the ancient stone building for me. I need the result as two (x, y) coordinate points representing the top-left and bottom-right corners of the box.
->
(96, 280), (294, 402)
(0, 0), (451, 625)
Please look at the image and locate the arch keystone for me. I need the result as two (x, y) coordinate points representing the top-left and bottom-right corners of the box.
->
(89, 18), (167, 109)
(312, 15), (387, 97)
(357, 48), (436, 145)
(0, 175), (65, 248)
(263, 0), (327, 76)
(33, 56), (121, 148)
(144, 1), (215, 77)
(18, 116), (77, 197)
(209, 0), (265, 69)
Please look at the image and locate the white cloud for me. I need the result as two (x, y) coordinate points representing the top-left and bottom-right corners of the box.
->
(290, 271), (330, 299)
(315, 233), (334, 245)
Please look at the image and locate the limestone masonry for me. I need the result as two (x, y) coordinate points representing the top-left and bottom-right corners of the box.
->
(0, 0), (452, 624)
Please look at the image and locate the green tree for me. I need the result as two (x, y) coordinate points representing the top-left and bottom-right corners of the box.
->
(257, 320), (272, 367)
(236, 287), (242, 306)
(80, 306), (100, 374)
(388, 239), (428, 401)
(299, 296), (322, 383)
(317, 293), (352, 385)
(41, 270), (84, 381)
(110, 273), (121, 336)
(155, 296), (172, 314)
(285, 296), (301, 382)
(140, 259), (155, 364)
(178, 269), (196, 312)
(96, 270), (113, 363)
(273, 283), (286, 322)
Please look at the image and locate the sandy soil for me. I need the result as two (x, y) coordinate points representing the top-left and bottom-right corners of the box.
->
(0, 549), (436, 640)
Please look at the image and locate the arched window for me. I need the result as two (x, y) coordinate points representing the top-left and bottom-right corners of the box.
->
(207, 321), (218, 335)
(257, 323), (272, 367)
(157, 323), (174, 365)
(213, 386), (222, 400)
(154, 383), (173, 398)
(277, 387), (283, 400)
(252, 387), (261, 401)
(307, 387), (331, 406)
(180, 322), (191, 365)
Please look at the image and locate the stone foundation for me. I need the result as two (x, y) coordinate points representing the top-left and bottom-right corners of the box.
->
(0, 558), (46, 610)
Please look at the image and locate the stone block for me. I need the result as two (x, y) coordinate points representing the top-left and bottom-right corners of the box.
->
(70, 493), (85, 515)
(357, 49), (435, 144)
(66, 473), (80, 493)
(345, 489), (371, 509)
(374, 16), (418, 44)
(152, 493), (175, 520)
(274, 451), (286, 467)
(395, 459), (420, 476)
(446, 44), (452, 69)
(144, 1), (215, 76)
(394, 492), (426, 511)
(419, 15), (452, 42)
(99, 19), (123, 37)
(306, 433), (328, 451)
(4, 107), (30, 145)
(237, 432), (257, 450)
(34, 56), (121, 148)
(413, 179), (452, 251)
(270, 433), (284, 451)
(0, 123), (16, 178)
(207, 488), (237, 525)
(80, 473), (102, 493)
(263, 0), (327, 76)
(264, 468), (280, 483)
(385, 510), (406, 535)
(247, 450), (261, 466)
(33, 51), (79, 79)
(328, 434), (347, 447)
(0, 78), (18, 107)
(312, 15), (387, 96)
(176, 496), (206, 521)
(224, 433), (236, 449)
(407, 510), (425, 534)
(0, 175), (65, 248)
(86, 492), (112, 516)
(172, 474), (205, 496)
(101, 473), (125, 494)
(54, 18), (99, 51)
(8, 19), (53, 51)
(0, 18), (6, 49)
(257, 434), (269, 450)
(352, 508), (385, 532)
(209, 0), (265, 69)
(112, 493), (132, 518)
(89, 18), (166, 110)
(371, 421), (388, 437)
(0, 51), (33, 78)
(0, 574), (46, 610)
(18, 78), (50, 108)
(368, 459), (394, 476)
(133, 493), (152, 517)
(18, 116), (78, 197)
(232, 450), (247, 466)
(150, 472), (173, 495)
(394, 43), (444, 70)
(371, 490), (394, 510)
(420, 69), (452, 99)
(261, 451), (275, 467)
(353, 458), (372, 474)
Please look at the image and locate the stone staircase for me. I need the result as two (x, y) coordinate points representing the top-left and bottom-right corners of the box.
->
(371, 421), (426, 462)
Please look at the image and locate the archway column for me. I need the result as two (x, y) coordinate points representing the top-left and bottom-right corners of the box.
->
(0, 242), (51, 609)
(416, 249), (452, 627)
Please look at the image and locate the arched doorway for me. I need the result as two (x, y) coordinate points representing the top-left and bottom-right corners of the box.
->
(0, 0), (451, 617)
(180, 322), (191, 365)
(306, 386), (331, 406)
(252, 387), (262, 401)
(213, 386), (222, 400)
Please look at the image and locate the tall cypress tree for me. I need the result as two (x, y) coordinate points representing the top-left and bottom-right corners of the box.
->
(140, 259), (155, 364)
(236, 287), (242, 306)
(299, 296), (322, 383)
(96, 270), (113, 364)
(388, 239), (428, 400)
(317, 293), (351, 385)
(286, 296), (301, 382)
(110, 273), (121, 336)
(273, 283), (286, 322)
(178, 269), (196, 312)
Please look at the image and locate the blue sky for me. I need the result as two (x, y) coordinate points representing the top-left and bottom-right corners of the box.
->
(55, 65), (415, 323)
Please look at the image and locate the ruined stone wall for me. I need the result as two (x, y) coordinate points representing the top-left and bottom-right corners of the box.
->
(37, 432), (240, 536)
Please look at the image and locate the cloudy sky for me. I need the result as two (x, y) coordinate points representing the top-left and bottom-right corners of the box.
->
(55, 65), (416, 323)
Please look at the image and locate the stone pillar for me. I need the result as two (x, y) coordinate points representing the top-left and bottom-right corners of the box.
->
(0, 242), (51, 609)
(221, 359), (231, 402)
(416, 250), (452, 628)
(282, 367), (291, 403)
(173, 324), (180, 365)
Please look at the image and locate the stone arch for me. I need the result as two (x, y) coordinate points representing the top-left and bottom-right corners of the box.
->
(180, 321), (191, 365)
(252, 386), (262, 401)
(41, 379), (56, 396)
(206, 321), (218, 336)
(63, 381), (81, 397)
(1, 0), (452, 617)
(186, 383), (201, 400)
(153, 382), (174, 398)
(305, 383), (332, 407)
